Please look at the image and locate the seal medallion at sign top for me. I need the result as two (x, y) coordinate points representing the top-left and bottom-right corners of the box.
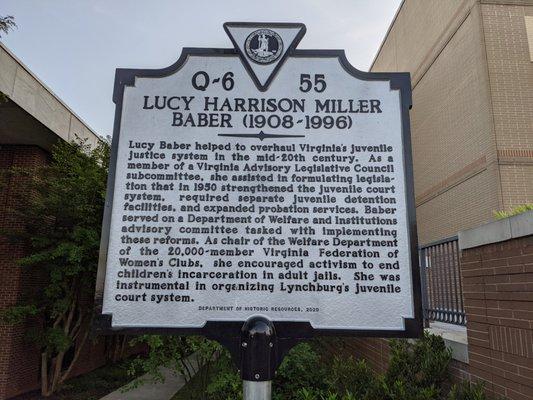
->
(245, 29), (284, 64)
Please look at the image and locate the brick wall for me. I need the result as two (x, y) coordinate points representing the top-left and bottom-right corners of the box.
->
(0, 145), (143, 400)
(481, 3), (533, 211)
(461, 234), (533, 400)
(348, 227), (533, 400)
(0, 145), (50, 399)
(372, 0), (533, 243)
(353, 1), (533, 397)
(345, 338), (390, 375)
(371, 0), (503, 244)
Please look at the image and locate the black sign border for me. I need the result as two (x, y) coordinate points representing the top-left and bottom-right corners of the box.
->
(94, 27), (422, 351)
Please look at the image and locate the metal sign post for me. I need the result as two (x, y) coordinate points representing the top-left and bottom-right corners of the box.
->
(241, 316), (275, 400)
(93, 22), (422, 399)
(244, 381), (272, 400)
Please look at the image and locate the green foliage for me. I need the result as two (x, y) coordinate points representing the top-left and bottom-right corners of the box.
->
(9, 139), (109, 353)
(325, 356), (375, 398)
(127, 336), (190, 388)
(204, 343), (328, 400)
(448, 381), (486, 400)
(294, 388), (358, 400)
(366, 375), (441, 400)
(127, 335), (221, 397)
(205, 369), (242, 400)
(205, 354), (242, 400)
(50, 358), (136, 400)
(0, 304), (38, 324)
(0, 15), (16, 103)
(378, 332), (452, 399)
(494, 204), (533, 220)
(274, 342), (329, 400)
(201, 333), (480, 400)
(0, 15), (16, 37)
(4, 139), (109, 394)
(295, 387), (322, 400)
(358, 333), (474, 400)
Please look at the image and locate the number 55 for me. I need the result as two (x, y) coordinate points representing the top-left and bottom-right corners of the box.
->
(299, 74), (326, 93)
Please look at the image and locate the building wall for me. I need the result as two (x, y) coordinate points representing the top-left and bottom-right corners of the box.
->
(351, 2), (533, 397)
(372, 0), (533, 244)
(481, 3), (533, 210)
(410, 6), (500, 243)
(0, 146), (49, 399)
(372, 0), (478, 77)
(461, 234), (533, 400)
(0, 38), (130, 400)
(0, 43), (99, 149)
(349, 226), (533, 399)
(371, 0), (501, 244)
(0, 146), (143, 400)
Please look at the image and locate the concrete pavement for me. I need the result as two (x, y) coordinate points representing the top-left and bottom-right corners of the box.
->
(99, 355), (200, 400)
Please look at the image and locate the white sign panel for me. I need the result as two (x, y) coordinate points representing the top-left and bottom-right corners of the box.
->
(96, 23), (422, 336)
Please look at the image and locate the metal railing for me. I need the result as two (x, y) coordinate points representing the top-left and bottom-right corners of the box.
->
(419, 236), (466, 326)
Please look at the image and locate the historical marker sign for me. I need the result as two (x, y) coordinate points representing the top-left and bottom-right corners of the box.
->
(95, 23), (422, 338)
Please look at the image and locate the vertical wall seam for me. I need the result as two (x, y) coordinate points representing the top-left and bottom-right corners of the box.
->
(477, 1), (506, 210)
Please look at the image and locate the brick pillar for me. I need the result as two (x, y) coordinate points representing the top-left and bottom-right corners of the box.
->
(461, 235), (533, 400)
(0, 145), (49, 400)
